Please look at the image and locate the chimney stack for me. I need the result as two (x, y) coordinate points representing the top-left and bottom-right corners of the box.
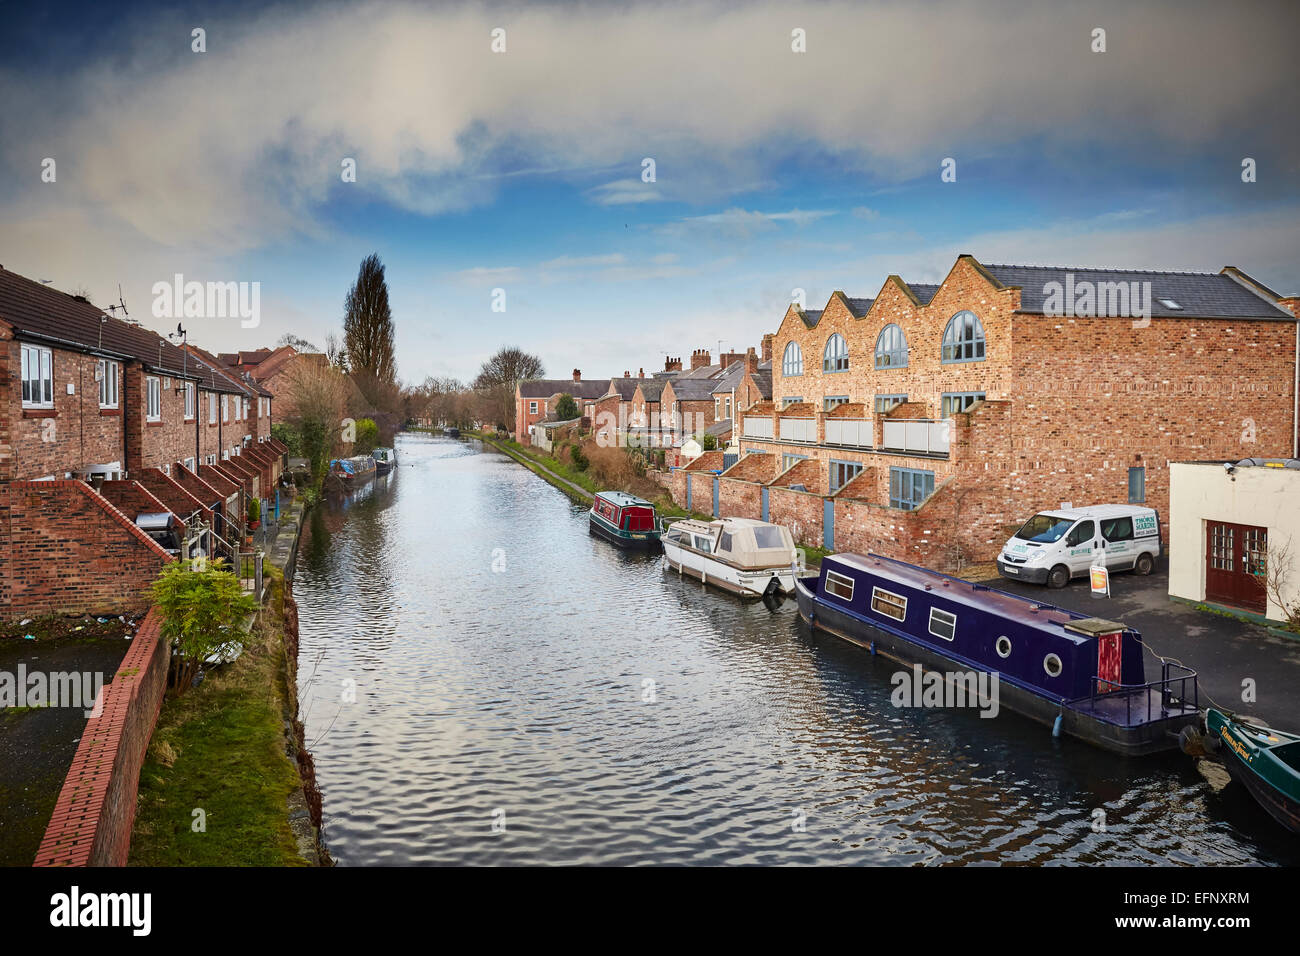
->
(690, 349), (712, 370)
(664, 355), (682, 372)
(624, 370), (630, 378)
(720, 350), (745, 370)
(745, 347), (758, 372)
(761, 334), (774, 364)
(639, 368), (644, 378)
(572, 369), (581, 382)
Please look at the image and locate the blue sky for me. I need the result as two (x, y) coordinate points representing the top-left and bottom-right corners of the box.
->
(1, 0), (1297, 383)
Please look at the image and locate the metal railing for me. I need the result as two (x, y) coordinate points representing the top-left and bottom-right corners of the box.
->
(825, 418), (872, 447)
(1077, 659), (1199, 726)
(743, 416), (773, 439)
(881, 418), (951, 456)
(778, 417), (816, 443)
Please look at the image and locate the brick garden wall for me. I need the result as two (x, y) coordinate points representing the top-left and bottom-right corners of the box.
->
(33, 607), (169, 866)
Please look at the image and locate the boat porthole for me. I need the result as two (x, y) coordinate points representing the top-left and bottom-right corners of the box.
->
(995, 636), (1012, 659)
(1043, 653), (1063, 678)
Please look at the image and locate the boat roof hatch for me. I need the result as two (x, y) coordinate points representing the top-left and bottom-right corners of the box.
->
(1063, 617), (1129, 637)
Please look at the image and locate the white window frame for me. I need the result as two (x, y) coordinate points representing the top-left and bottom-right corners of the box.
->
(870, 586), (908, 622)
(97, 359), (119, 408)
(184, 457), (196, 471)
(184, 381), (195, 419)
(206, 453), (217, 466)
(825, 570), (855, 602)
(529, 401), (538, 415)
(21, 344), (54, 408)
(929, 607), (957, 642)
(221, 394), (229, 423)
(146, 376), (162, 421)
(209, 393), (217, 424)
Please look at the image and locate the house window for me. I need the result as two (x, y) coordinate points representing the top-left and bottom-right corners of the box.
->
(184, 457), (196, 471)
(221, 394), (229, 422)
(929, 607), (957, 641)
(146, 376), (162, 421)
(889, 466), (934, 510)
(529, 401), (538, 415)
(824, 395), (849, 411)
(874, 394), (907, 414)
(781, 396), (803, 408)
(724, 396), (732, 419)
(206, 454), (217, 465)
(209, 394), (217, 424)
(829, 459), (863, 493)
(97, 360), (119, 408)
(941, 310), (986, 363)
(782, 341), (803, 376)
(1128, 466), (1146, 504)
(825, 570), (855, 602)
(870, 586), (908, 622)
(184, 382), (196, 419)
(874, 324), (908, 369)
(823, 333), (849, 372)
(781, 453), (807, 472)
(941, 392), (985, 417)
(20, 344), (53, 407)
(162, 463), (170, 476)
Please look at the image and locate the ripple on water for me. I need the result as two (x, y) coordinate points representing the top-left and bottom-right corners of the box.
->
(293, 435), (1298, 866)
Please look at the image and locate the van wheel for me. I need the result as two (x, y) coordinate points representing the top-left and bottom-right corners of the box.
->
(1134, 553), (1154, 576)
(1047, 565), (1070, 589)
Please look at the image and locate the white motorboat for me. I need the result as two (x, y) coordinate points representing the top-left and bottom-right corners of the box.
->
(661, 516), (802, 599)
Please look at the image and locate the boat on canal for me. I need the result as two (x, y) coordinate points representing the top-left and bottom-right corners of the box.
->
(794, 552), (1201, 756)
(662, 516), (801, 599)
(1205, 708), (1300, 834)
(372, 446), (396, 475)
(328, 455), (377, 492)
(589, 491), (662, 550)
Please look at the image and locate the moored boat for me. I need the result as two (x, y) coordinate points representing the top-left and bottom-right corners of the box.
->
(662, 516), (801, 599)
(372, 446), (396, 475)
(328, 455), (377, 491)
(1205, 708), (1300, 835)
(794, 552), (1200, 756)
(589, 492), (662, 549)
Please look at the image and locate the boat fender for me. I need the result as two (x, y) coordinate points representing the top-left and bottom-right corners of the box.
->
(763, 576), (782, 600)
(869, 641), (876, 655)
(1052, 713), (1063, 738)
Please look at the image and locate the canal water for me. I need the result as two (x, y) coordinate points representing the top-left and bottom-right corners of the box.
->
(294, 434), (1298, 866)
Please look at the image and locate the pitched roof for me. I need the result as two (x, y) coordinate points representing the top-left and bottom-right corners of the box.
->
(608, 377), (641, 400)
(0, 266), (205, 380)
(181, 343), (262, 397)
(800, 309), (824, 328)
(518, 378), (612, 399)
(981, 263), (1294, 321)
(636, 380), (665, 402)
(709, 361), (748, 394)
(668, 376), (722, 400)
(901, 283), (940, 305)
(844, 296), (874, 316)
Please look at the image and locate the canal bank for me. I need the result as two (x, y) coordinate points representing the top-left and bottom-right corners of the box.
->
(128, 496), (330, 866)
(291, 433), (1299, 866)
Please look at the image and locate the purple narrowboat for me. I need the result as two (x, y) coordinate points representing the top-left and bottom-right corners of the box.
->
(794, 553), (1200, 756)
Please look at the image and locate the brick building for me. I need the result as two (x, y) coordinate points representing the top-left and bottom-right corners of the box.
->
(515, 370), (613, 444)
(662, 255), (1298, 569)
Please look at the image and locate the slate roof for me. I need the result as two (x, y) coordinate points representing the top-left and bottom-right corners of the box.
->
(607, 377), (642, 400)
(0, 266), (239, 384)
(902, 283), (940, 305)
(518, 378), (612, 399)
(981, 264), (1294, 321)
(800, 309), (824, 328)
(637, 380), (665, 402)
(705, 418), (733, 438)
(844, 297), (874, 316)
(669, 376), (723, 400)
(709, 361), (748, 395)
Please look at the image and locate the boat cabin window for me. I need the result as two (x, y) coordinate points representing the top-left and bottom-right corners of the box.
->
(1015, 513), (1073, 544)
(870, 587), (908, 622)
(1100, 516), (1134, 542)
(825, 570), (854, 601)
(692, 535), (713, 554)
(929, 607), (956, 641)
(752, 525), (787, 550)
(595, 499), (618, 521)
(718, 531), (733, 553)
(1066, 520), (1095, 547)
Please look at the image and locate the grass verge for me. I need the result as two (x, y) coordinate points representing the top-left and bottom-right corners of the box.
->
(129, 565), (308, 866)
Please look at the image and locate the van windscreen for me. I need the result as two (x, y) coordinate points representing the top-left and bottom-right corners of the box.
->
(1015, 514), (1073, 544)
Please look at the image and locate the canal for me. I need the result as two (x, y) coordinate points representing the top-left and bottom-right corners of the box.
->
(294, 434), (1299, 866)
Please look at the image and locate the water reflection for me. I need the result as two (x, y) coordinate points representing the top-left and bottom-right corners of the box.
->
(293, 434), (1298, 866)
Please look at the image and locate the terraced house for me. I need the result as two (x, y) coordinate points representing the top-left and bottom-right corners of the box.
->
(0, 265), (287, 619)
(688, 254), (1300, 569)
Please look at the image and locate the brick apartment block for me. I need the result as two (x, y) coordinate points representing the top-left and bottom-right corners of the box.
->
(665, 255), (1298, 569)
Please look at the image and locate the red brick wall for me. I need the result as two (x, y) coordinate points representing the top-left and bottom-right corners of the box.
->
(767, 486), (823, 549)
(33, 607), (169, 866)
(0, 336), (126, 481)
(0, 480), (171, 618)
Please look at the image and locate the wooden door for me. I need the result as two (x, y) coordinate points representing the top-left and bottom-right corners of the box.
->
(1205, 521), (1267, 614)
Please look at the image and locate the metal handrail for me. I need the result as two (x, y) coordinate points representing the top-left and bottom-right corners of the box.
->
(1079, 659), (1198, 725)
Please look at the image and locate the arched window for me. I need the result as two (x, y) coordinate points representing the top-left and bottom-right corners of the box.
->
(823, 333), (849, 372)
(941, 310), (986, 363)
(782, 341), (803, 376)
(874, 324), (908, 369)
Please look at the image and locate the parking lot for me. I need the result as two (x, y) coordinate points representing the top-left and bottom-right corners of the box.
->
(978, 561), (1300, 731)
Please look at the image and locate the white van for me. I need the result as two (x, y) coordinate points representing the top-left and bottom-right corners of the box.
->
(997, 505), (1161, 589)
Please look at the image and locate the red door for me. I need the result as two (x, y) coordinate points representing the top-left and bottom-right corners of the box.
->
(1205, 521), (1267, 614)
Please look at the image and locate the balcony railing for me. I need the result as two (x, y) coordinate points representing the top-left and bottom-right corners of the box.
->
(825, 418), (872, 448)
(881, 418), (950, 456)
(743, 416), (774, 439)
(779, 417), (816, 443)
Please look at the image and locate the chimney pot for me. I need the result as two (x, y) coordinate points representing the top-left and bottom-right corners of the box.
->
(572, 368), (581, 382)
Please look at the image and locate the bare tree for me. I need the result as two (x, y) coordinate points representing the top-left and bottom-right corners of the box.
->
(343, 253), (397, 393)
(277, 333), (321, 353)
(325, 332), (348, 371)
(1263, 535), (1300, 628)
(473, 345), (543, 431)
(282, 358), (352, 480)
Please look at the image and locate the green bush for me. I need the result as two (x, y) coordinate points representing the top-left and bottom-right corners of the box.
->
(153, 559), (259, 694)
(701, 433), (718, 451)
(354, 418), (380, 455)
(248, 498), (261, 522)
(554, 393), (579, 421)
(570, 445), (589, 471)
